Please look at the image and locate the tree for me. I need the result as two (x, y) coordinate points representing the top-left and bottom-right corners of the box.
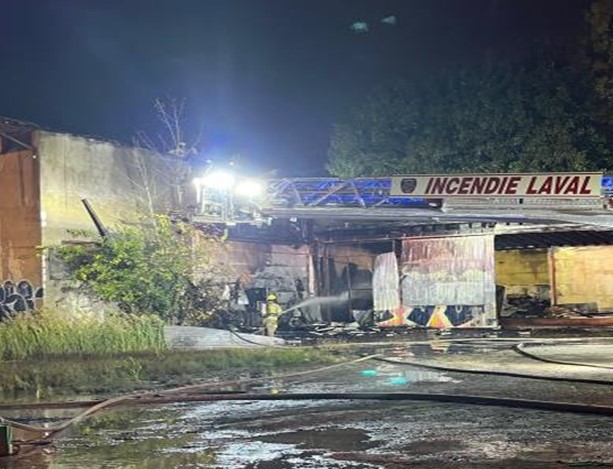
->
(57, 215), (229, 324)
(327, 61), (612, 177)
(584, 0), (613, 124)
(131, 98), (201, 217)
(586, 0), (613, 102)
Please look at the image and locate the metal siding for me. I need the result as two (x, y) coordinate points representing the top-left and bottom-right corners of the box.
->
(400, 235), (497, 327)
(0, 150), (41, 284)
(372, 252), (400, 311)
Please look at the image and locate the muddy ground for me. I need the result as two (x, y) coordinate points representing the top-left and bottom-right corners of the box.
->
(2, 339), (613, 468)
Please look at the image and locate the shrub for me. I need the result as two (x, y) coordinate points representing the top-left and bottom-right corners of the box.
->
(55, 215), (228, 323)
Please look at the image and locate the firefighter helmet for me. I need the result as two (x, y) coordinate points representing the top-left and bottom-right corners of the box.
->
(266, 293), (278, 301)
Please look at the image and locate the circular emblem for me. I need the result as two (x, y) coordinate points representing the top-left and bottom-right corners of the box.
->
(400, 178), (417, 194)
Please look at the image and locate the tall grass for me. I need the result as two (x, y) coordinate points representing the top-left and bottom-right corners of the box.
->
(0, 348), (340, 397)
(0, 310), (166, 361)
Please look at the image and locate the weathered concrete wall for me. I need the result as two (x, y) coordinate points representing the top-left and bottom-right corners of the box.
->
(36, 131), (178, 245)
(495, 249), (550, 299)
(35, 131), (182, 309)
(0, 149), (43, 315)
(551, 246), (613, 312)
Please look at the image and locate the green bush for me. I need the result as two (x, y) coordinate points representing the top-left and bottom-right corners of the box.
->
(0, 310), (166, 361)
(55, 215), (228, 323)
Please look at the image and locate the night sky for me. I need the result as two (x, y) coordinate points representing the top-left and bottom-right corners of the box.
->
(1, 0), (593, 176)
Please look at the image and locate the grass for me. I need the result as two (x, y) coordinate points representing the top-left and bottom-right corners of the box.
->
(0, 310), (342, 399)
(0, 347), (341, 399)
(0, 310), (166, 361)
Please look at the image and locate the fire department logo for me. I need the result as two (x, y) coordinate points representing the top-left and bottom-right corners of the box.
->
(400, 178), (417, 194)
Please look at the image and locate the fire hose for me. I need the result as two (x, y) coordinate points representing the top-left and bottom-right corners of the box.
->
(2, 342), (613, 461)
(373, 357), (613, 386)
(513, 342), (613, 370)
(0, 353), (382, 460)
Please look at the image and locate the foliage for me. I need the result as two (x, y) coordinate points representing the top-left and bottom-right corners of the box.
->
(56, 215), (228, 323)
(586, 0), (613, 104)
(0, 309), (166, 362)
(328, 60), (612, 176)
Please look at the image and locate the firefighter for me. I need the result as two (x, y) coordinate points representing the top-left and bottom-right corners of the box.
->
(263, 293), (283, 336)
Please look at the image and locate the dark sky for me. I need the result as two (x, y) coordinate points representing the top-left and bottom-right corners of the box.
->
(1, 0), (593, 176)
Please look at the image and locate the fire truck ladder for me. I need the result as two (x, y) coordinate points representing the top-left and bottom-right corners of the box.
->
(262, 176), (613, 227)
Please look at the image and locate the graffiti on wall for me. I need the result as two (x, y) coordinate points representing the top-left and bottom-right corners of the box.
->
(0, 280), (44, 319)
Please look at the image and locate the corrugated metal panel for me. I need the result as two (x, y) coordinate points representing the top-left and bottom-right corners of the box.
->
(372, 252), (400, 311)
(0, 149), (41, 283)
(496, 230), (613, 250)
(400, 235), (496, 327)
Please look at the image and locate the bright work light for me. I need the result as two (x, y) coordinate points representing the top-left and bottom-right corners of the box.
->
(235, 179), (264, 198)
(201, 171), (236, 190)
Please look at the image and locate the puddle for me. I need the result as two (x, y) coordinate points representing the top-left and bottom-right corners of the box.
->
(400, 438), (468, 454)
(259, 428), (376, 452)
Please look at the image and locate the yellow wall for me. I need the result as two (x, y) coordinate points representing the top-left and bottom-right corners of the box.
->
(495, 249), (549, 289)
(552, 246), (613, 312)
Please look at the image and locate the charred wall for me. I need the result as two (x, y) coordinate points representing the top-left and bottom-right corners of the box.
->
(224, 241), (312, 306)
(495, 249), (550, 315)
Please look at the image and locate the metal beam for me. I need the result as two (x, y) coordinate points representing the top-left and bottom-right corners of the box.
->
(0, 130), (33, 150)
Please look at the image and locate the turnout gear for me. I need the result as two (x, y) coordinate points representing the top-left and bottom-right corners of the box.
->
(263, 293), (283, 337)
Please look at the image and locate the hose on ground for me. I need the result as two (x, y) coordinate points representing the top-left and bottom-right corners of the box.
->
(373, 357), (613, 386)
(514, 343), (613, 371)
(116, 391), (613, 416)
(3, 336), (613, 460)
(5, 392), (613, 419)
(0, 354), (381, 438)
(227, 328), (286, 348)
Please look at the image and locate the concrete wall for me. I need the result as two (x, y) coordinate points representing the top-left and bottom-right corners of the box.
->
(495, 249), (550, 299)
(36, 131), (179, 246)
(551, 246), (613, 312)
(0, 149), (43, 315)
(35, 131), (183, 309)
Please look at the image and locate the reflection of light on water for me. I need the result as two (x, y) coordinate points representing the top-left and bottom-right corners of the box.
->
(388, 377), (408, 385)
(217, 442), (297, 466)
(361, 365), (458, 387)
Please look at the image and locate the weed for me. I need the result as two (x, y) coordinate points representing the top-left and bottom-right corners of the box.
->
(0, 310), (166, 361)
(0, 348), (340, 399)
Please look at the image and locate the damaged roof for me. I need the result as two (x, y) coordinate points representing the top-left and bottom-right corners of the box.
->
(495, 230), (613, 250)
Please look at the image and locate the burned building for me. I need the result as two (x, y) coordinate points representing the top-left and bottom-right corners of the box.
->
(2, 117), (613, 329)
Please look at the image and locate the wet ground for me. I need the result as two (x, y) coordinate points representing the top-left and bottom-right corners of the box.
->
(2, 338), (613, 468)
